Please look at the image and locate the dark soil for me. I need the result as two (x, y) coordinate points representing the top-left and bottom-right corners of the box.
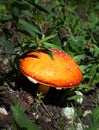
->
(0, 46), (99, 130)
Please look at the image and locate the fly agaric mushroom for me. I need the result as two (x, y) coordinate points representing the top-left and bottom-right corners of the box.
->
(20, 48), (82, 95)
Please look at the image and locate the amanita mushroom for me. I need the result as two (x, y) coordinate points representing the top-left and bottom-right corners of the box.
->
(20, 48), (82, 95)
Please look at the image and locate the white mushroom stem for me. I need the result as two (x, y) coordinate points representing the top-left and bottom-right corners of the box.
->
(27, 76), (50, 96)
(27, 76), (50, 95)
(27, 76), (62, 95)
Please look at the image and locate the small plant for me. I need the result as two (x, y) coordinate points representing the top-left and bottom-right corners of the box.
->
(11, 101), (40, 130)
(33, 92), (44, 120)
(84, 106), (99, 130)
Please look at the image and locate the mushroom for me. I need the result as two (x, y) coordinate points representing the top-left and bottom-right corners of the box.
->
(20, 48), (82, 95)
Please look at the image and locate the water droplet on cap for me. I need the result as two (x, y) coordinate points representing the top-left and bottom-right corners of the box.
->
(74, 66), (77, 70)
(24, 58), (27, 61)
(70, 83), (72, 86)
(67, 66), (71, 70)
(66, 80), (69, 83)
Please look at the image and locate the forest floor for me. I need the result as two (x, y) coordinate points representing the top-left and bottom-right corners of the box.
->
(0, 45), (99, 130)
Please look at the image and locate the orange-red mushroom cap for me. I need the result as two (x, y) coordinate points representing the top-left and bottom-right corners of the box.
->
(20, 48), (82, 88)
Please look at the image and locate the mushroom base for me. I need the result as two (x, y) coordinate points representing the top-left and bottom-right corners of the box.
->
(37, 84), (50, 96)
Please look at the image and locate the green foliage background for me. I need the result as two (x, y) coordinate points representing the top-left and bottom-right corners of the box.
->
(0, 0), (99, 129)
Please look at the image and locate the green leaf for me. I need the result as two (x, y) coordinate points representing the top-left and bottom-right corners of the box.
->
(93, 106), (99, 123)
(21, 10), (33, 17)
(46, 49), (54, 60)
(52, 34), (62, 49)
(32, 2), (55, 17)
(1, 14), (12, 21)
(0, 37), (14, 53)
(88, 64), (97, 80)
(67, 95), (82, 101)
(73, 55), (85, 63)
(19, 19), (41, 37)
(79, 65), (87, 72)
(84, 106), (99, 130)
(43, 42), (62, 50)
(85, 114), (94, 127)
(68, 35), (85, 54)
(93, 72), (99, 84)
(11, 103), (40, 130)
(39, 34), (56, 44)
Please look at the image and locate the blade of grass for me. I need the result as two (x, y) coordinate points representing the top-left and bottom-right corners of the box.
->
(0, 36), (14, 53)
(11, 103), (40, 130)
